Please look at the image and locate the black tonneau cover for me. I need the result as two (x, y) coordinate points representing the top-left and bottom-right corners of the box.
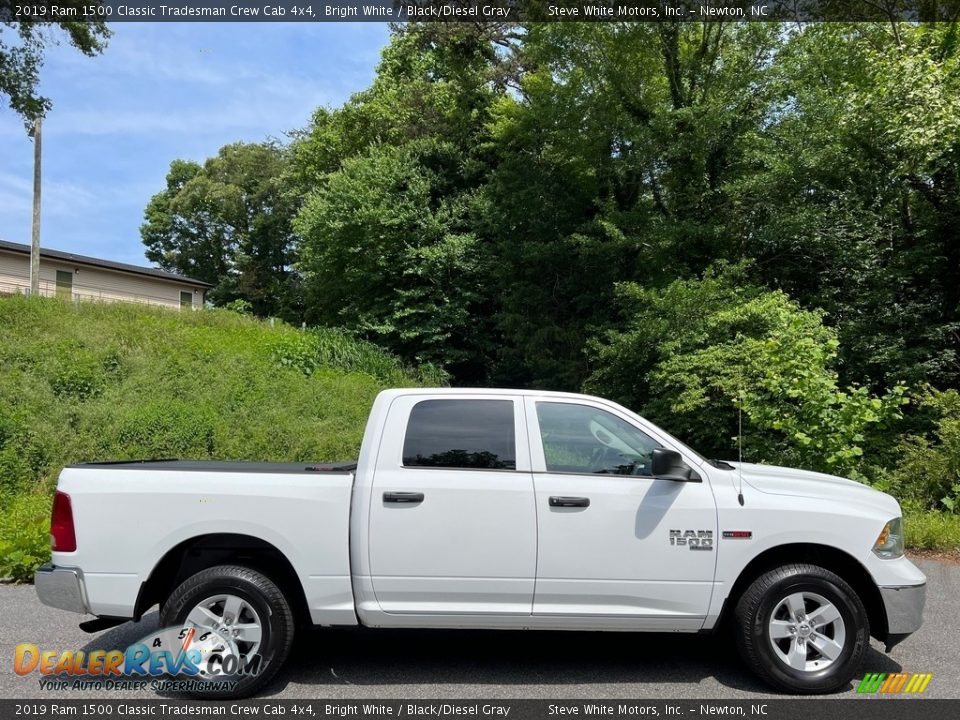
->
(68, 459), (358, 474)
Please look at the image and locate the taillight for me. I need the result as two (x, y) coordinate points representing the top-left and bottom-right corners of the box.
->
(51, 491), (76, 552)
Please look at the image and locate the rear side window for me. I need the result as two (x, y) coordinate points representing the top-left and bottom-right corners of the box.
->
(403, 399), (516, 470)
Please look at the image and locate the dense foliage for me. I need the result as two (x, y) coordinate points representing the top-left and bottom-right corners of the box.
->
(2, 19), (960, 577)
(142, 142), (303, 321)
(0, 296), (443, 579)
(134, 20), (960, 541)
(585, 263), (908, 478)
(0, 1), (110, 128)
(885, 389), (960, 513)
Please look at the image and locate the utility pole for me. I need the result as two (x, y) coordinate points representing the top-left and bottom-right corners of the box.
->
(30, 115), (42, 297)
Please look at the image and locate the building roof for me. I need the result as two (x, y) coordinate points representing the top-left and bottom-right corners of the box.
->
(0, 239), (213, 288)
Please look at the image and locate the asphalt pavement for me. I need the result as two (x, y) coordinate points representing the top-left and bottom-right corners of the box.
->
(1, 557), (957, 700)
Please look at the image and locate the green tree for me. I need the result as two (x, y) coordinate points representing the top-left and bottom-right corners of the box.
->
(888, 389), (960, 512)
(735, 22), (960, 389)
(586, 263), (907, 477)
(296, 141), (491, 374)
(483, 22), (781, 388)
(292, 24), (509, 377)
(1, 1), (109, 128)
(248, 19), (960, 436)
(141, 142), (302, 321)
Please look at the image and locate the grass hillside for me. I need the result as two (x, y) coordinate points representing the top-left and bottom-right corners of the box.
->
(0, 296), (445, 580)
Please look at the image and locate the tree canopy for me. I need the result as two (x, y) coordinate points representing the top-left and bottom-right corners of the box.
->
(142, 19), (960, 493)
(142, 142), (302, 321)
(0, 1), (110, 129)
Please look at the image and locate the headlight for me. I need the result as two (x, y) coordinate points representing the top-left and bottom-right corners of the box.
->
(872, 517), (904, 559)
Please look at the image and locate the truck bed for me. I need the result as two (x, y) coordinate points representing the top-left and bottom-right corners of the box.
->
(56, 457), (358, 624)
(68, 459), (358, 473)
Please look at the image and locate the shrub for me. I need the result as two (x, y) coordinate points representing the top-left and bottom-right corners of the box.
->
(586, 262), (906, 478)
(888, 389), (960, 512)
(270, 328), (448, 386)
(114, 401), (217, 458)
(0, 492), (51, 582)
(903, 509), (960, 551)
(0, 403), (52, 502)
(223, 299), (253, 315)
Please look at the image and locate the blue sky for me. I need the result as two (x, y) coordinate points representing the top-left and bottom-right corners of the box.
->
(0, 22), (389, 266)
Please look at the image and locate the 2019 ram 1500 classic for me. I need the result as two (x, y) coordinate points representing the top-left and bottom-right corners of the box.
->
(36, 388), (925, 697)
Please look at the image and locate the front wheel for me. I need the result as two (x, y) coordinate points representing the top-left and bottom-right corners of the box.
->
(160, 565), (295, 699)
(734, 563), (869, 694)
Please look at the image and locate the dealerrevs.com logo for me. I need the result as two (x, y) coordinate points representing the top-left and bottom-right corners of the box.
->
(856, 672), (934, 694)
(14, 625), (262, 693)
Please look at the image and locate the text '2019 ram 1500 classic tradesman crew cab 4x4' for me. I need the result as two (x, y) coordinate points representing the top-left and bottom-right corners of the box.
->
(36, 389), (926, 697)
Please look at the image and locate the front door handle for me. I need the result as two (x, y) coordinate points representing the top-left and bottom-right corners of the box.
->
(549, 496), (590, 508)
(383, 491), (425, 504)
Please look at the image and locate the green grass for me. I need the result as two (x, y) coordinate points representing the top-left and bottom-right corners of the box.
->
(0, 492), (51, 581)
(0, 296), (445, 580)
(2, 296), (957, 580)
(904, 509), (960, 551)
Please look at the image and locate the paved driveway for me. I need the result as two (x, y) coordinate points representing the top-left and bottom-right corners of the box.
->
(1, 558), (956, 700)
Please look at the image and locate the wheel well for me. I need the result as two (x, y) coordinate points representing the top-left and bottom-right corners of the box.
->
(719, 543), (888, 641)
(134, 534), (311, 628)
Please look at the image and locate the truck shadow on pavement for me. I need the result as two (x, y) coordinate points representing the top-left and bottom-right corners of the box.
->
(275, 626), (902, 696)
(80, 613), (903, 698)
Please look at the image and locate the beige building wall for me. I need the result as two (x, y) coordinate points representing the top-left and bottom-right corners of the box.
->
(0, 250), (205, 310)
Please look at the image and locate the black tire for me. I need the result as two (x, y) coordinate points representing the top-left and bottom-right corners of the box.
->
(160, 564), (295, 699)
(734, 563), (869, 694)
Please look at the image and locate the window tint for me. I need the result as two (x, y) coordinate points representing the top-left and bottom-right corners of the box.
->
(536, 402), (660, 476)
(403, 399), (516, 470)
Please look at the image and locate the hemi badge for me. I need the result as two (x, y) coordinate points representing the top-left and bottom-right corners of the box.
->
(723, 530), (752, 539)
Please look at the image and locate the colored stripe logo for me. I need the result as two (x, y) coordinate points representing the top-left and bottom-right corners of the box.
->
(857, 672), (933, 694)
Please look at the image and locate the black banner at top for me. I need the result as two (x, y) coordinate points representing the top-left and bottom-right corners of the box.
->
(2, 0), (960, 23)
(3, 699), (960, 720)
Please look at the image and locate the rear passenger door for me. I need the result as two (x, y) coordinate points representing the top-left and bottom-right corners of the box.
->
(368, 394), (536, 615)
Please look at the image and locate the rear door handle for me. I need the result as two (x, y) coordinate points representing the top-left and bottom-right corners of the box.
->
(549, 496), (590, 508)
(383, 491), (425, 504)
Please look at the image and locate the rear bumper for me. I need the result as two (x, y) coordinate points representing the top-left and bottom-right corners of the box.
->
(35, 564), (90, 615)
(880, 582), (925, 651)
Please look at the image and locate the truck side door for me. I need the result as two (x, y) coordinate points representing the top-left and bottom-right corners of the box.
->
(526, 398), (718, 628)
(368, 394), (536, 615)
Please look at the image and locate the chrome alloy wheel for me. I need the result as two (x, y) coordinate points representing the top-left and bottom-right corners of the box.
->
(768, 591), (846, 672)
(186, 593), (263, 660)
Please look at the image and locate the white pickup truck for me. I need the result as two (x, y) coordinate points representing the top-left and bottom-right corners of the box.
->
(36, 388), (925, 697)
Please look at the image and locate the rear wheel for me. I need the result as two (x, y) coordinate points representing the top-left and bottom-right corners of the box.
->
(734, 563), (869, 694)
(160, 565), (295, 699)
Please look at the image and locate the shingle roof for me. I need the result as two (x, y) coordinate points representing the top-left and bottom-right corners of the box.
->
(0, 239), (213, 288)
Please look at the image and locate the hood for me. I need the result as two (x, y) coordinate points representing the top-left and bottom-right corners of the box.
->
(730, 461), (901, 518)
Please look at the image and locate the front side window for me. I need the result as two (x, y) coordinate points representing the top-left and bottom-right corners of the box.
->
(536, 402), (660, 476)
(403, 399), (516, 470)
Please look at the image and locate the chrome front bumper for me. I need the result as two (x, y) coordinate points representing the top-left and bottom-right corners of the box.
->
(35, 564), (90, 615)
(880, 582), (925, 650)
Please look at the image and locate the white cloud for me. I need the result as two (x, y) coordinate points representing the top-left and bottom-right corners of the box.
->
(0, 171), (98, 218)
(49, 98), (320, 137)
(0, 171), (32, 195)
(35, 23), (381, 140)
(0, 22), (388, 262)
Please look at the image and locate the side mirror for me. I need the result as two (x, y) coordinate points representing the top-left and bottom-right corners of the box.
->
(651, 448), (700, 482)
